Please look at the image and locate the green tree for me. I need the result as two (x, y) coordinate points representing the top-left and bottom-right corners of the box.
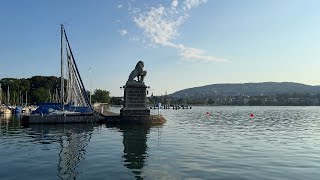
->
(248, 99), (262, 106)
(0, 78), (20, 104)
(110, 97), (124, 105)
(92, 89), (110, 103)
(207, 98), (215, 105)
(31, 87), (49, 103)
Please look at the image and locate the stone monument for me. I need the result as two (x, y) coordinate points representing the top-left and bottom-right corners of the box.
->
(120, 61), (150, 116)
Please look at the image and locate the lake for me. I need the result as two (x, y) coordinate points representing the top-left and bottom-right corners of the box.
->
(1, 106), (320, 179)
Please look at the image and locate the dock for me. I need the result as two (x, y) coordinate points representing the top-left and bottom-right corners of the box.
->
(21, 111), (166, 126)
(20, 113), (101, 125)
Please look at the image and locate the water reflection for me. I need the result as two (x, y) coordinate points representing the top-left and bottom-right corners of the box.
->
(0, 113), (20, 135)
(108, 125), (151, 180)
(27, 123), (95, 180)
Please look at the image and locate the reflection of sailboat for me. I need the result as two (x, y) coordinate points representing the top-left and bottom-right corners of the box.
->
(0, 114), (10, 134)
(28, 124), (94, 179)
(108, 125), (151, 180)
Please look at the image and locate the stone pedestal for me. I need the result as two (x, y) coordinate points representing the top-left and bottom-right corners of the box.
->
(120, 82), (150, 116)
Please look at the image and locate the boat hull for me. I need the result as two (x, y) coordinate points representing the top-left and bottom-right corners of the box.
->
(21, 113), (103, 125)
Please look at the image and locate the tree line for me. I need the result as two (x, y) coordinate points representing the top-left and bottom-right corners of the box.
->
(0, 76), (110, 105)
(148, 93), (320, 106)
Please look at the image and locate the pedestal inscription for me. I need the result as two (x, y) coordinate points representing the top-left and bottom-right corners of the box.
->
(120, 83), (150, 116)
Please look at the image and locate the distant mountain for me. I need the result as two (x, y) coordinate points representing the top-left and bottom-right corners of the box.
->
(170, 82), (320, 98)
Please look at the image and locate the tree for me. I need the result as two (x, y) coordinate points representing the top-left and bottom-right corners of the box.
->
(92, 89), (110, 103)
(110, 97), (124, 105)
(248, 99), (262, 106)
(207, 98), (215, 105)
(0, 78), (20, 104)
(31, 87), (49, 103)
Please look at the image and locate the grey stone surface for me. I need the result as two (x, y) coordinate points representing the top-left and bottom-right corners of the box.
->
(102, 115), (166, 125)
(121, 83), (150, 116)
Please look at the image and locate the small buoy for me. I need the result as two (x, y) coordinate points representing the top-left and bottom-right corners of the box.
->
(250, 113), (255, 118)
(205, 112), (211, 116)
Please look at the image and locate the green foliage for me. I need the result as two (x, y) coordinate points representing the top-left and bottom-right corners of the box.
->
(0, 76), (112, 105)
(31, 87), (49, 103)
(248, 99), (263, 106)
(19, 78), (31, 92)
(92, 89), (110, 103)
(110, 97), (124, 105)
(29, 76), (60, 90)
(147, 92), (320, 106)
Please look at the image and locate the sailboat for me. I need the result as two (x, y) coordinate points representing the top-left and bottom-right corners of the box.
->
(0, 84), (12, 115)
(27, 25), (93, 118)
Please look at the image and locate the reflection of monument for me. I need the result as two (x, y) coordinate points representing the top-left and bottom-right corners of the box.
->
(120, 61), (150, 116)
(28, 124), (94, 179)
(110, 125), (150, 179)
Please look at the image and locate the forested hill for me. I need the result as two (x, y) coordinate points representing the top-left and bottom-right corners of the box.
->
(170, 82), (320, 98)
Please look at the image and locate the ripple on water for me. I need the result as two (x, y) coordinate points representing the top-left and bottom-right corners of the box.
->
(1, 107), (320, 179)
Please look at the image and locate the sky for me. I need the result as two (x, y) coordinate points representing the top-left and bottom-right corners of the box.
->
(0, 0), (320, 97)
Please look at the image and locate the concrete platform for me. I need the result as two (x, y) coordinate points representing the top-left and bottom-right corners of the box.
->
(99, 114), (166, 125)
(20, 113), (101, 125)
(21, 111), (166, 126)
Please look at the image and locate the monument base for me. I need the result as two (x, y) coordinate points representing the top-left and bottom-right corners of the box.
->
(121, 81), (150, 116)
(100, 114), (166, 125)
(120, 108), (150, 116)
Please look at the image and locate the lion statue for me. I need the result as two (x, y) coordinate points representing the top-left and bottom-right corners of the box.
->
(127, 61), (147, 84)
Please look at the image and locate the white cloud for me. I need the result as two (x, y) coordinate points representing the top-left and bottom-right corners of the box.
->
(172, 0), (178, 8)
(129, 0), (227, 63)
(183, 0), (207, 10)
(129, 37), (140, 41)
(119, 29), (128, 36)
(177, 44), (229, 62)
(118, 4), (123, 9)
(133, 6), (184, 46)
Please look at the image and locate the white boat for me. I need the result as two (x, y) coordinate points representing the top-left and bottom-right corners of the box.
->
(0, 107), (11, 115)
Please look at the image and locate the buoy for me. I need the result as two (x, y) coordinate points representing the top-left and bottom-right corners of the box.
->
(205, 112), (211, 116)
(250, 113), (255, 118)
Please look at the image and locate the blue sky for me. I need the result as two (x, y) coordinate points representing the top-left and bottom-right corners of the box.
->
(1, 0), (320, 96)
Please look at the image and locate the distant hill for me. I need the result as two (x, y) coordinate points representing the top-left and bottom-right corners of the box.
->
(170, 82), (320, 98)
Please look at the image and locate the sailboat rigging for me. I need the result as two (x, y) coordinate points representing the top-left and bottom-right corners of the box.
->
(32, 25), (93, 115)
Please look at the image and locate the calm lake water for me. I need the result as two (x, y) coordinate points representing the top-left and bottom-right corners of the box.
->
(1, 106), (320, 180)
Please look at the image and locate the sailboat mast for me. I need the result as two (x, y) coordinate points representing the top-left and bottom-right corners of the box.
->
(60, 24), (65, 111)
(7, 86), (10, 105)
(0, 83), (2, 105)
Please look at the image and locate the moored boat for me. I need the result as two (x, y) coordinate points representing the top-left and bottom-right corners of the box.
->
(22, 25), (98, 125)
(0, 106), (11, 115)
